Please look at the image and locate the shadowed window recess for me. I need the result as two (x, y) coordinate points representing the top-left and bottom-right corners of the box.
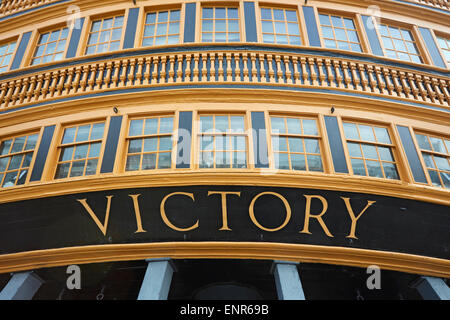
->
(86, 15), (124, 55)
(378, 24), (422, 63)
(198, 114), (247, 169)
(260, 7), (301, 45)
(414, 132), (449, 188)
(0, 40), (16, 73)
(0, 133), (39, 188)
(142, 9), (181, 46)
(201, 7), (240, 43)
(55, 122), (106, 179)
(270, 116), (323, 172)
(31, 27), (68, 65)
(125, 116), (174, 171)
(318, 13), (362, 52)
(343, 122), (400, 180)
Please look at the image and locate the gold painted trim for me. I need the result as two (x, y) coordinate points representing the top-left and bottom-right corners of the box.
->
(0, 242), (448, 277)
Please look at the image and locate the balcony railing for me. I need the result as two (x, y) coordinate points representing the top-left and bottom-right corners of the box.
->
(0, 48), (449, 112)
(0, 0), (60, 18)
(409, 0), (450, 11)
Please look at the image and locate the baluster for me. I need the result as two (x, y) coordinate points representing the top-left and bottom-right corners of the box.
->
(398, 72), (410, 99)
(150, 56), (159, 83)
(119, 60), (128, 87)
(56, 70), (66, 96)
(423, 76), (436, 103)
(243, 53), (250, 82)
(0, 83), (8, 108)
(167, 55), (175, 84)
(382, 67), (394, 96)
(27, 75), (37, 102)
(283, 55), (292, 85)
(374, 66), (385, 95)
(110, 61), (121, 88)
(192, 54), (199, 82)
(49, 71), (59, 97)
(367, 65), (379, 94)
(185, 54), (192, 82)
(234, 53), (242, 82)
(259, 53), (266, 82)
(33, 74), (44, 101)
(41, 73), (51, 99)
(19, 77), (29, 103)
(250, 53), (257, 83)
(209, 53), (216, 82)
(87, 64), (97, 91)
(325, 59), (335, 88)
(226, 53), (232, 82)
(218, 53), (224, 82)
(300, 57), (308, 85)
(414, 74), (429, 102)
(200, 54), (207, 82)
(10, 79), (21, 106)
(439, 79), (450, 105)
(143, 57), (151, 85)
(292, 56), (300, 85)
(176, 54), (183, 83)
(334, 61), (344, 88)
(307, 57), (318, 86)
(64, 68), (75, 95)
(349, 63), (361, 91)
(136, 58), (144, 85)
(267, 54), (276, 83)
(390, 70), (405, 98)
(160, 56), (167, 83)
(406, 72), (419, 101)
(4, 81), (15, 107)
(431, 78), (444, 105)
(357, 64), (368, 91)
(340, 61), (351, 89)
(80, 66), (89, 92)
(275, 55), (283, 83)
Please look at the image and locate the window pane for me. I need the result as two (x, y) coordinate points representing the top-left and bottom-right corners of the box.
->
(359, 125), (375, 142)
(415, 134), (431, 150)
(307, 155), (323, 172)
(383, 162), (399, 180)
(143, 138), (158, 152)
(348, 142), (362, 157)
(272, 137), (287, 152)
(430, 137), (446, 153)
(129, 119), (144, 136)
(343, 123), (359, 140)
(275, 153), (290, 170)
(366, 160), (383, 178)
(378, 147), (394, 161)
(142, 153), (156, 170)
(271, 117), (285, 133)
(85, 159), (98, 175)
(361, 144), (378, 159)
(291, 153), (306, 170)
(55, 163), (71, 179)
(73, 144), (89, 159)
(287, 118), (301, 134)
(288, 137), (303, 153)
(304, 139), (320, 154)
(11, 137), (26, 153)
(76, 125), (91, 142)
(126, 155), (141, 171)
(434, 156), (450, 171)
(200, 116), (213, 132)
(128, 139), (142, 153)
(351, 158), (366, 175)
(428, 169), (441, 187)
(70, 160), (85, 177)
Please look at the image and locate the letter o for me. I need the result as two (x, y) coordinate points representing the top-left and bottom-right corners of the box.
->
(249, 192), (291, 232)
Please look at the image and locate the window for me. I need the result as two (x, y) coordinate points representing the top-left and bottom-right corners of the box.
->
(0, 40), (16, 73)
(198, 115), (247, 168)
(318, 14), (362, 52)
(31, 27), (69, 65)
(415, 132), (449, 188)
(55, 122), (106, 179)
(436, 35), (450, 67)
(86, 15), (124, 55)
(343, 122), (399, 180)
(125, 116), (174, 171)
(270, 116), (323, 172)
(142, 9), (181, 46)
(0, 133), (39, 188)
(201, 7), (240, 42)
(378, 24), (422, 63)
(260, 7), (301, 45)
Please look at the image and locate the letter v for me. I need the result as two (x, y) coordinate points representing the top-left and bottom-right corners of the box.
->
(77, 196), (114, 236)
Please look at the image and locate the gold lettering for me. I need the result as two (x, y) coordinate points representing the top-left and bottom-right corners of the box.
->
(77, 196), (113, 236)
(207, 191), (241, 231)
(249, 192), (291, 232)
(160, 192), (198, 232)
(128, 194), (147, 233)
(300, 195), (333, 237)
(341, 197), (376, 239)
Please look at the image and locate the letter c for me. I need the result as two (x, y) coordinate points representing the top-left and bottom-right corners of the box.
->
(160, 192), (198, 232)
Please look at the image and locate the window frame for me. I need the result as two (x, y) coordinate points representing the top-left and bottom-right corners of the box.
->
(123, 114), (177, 172)
(413, 130), (449, 189)
(198, 4), (243, 43)
(432, 31), (450, 69)
(340, 120), (402, 181)
(53, 119), (108, 180)
(0, 129), (42, 189)
(83, 11), (127, 56)
(267, 114), (326, 173)
(140, 5), (183, 48)
(316, 9), (367, 53)
(195, 112), (250, 170)
(373, 19), (427, 64)
(0, 37), (18, 73)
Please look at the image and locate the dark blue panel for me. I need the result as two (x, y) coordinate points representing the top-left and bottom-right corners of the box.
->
(244, 2), (257, 43)
(251, 112), (269, 168)
(184, 3), (196, 43)
(10, 32), (31, 70)
(100, 116), (123, 173)
(123, 8), (140, 49)
(361, 15), (384, 57)
(176, 111), (193, 169)
(418, 27), (446, 68)
(396, 125), (427, 183)
(30, 125), (55, 182)
(324, 116), (349, 173)
(66, 18), (85, 58)
(302, 6), (321, 47)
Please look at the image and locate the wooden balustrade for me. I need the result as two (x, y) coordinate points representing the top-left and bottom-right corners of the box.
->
(0, 50), (449, 111)
(0, 0), (59, 17)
